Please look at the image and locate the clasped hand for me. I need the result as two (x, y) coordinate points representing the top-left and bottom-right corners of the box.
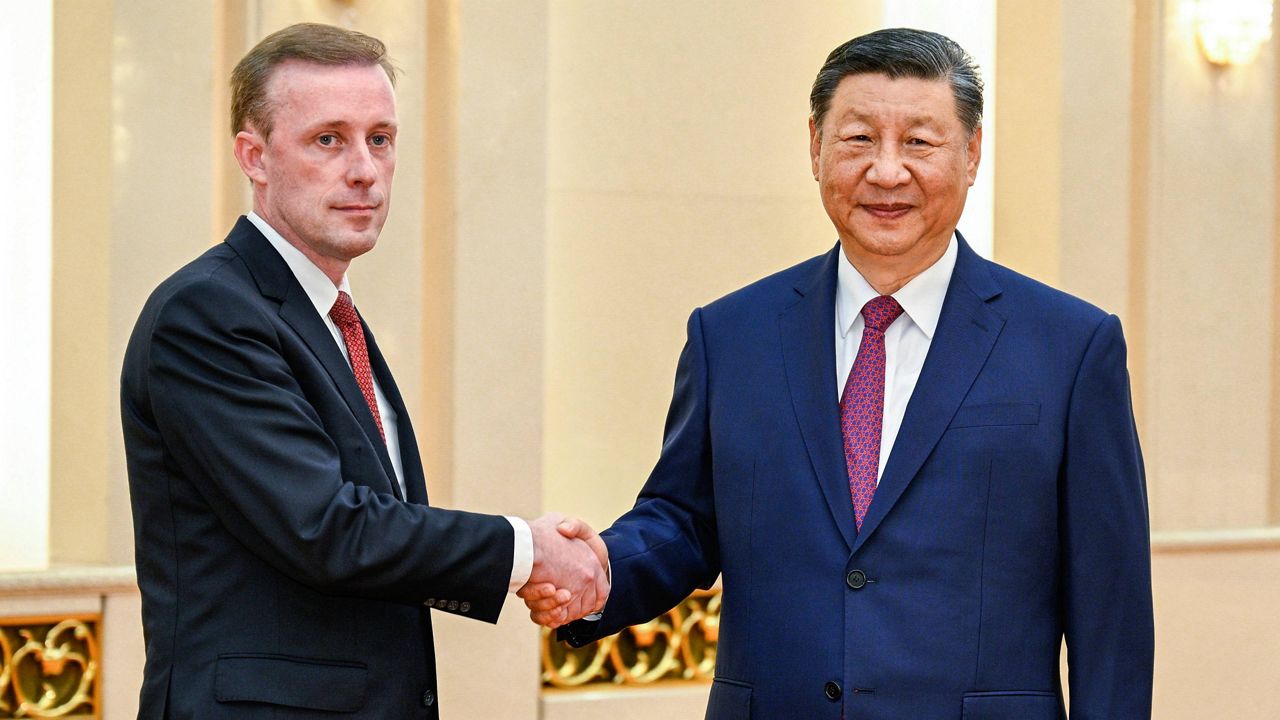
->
(518, 513), (608, 629)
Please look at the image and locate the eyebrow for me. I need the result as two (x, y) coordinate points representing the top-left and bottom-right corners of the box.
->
(306, 119), (399, 133)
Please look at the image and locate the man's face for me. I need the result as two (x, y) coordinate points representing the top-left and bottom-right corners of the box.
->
(241, 61), (397, 277)
(809, 72), (980, 276)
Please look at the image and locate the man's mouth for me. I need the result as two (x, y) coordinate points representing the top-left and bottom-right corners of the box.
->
(862, 203), (912, 219)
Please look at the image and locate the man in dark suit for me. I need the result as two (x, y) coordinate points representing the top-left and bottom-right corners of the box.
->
(121, 23), (604, 718)
(525, 28), (1154, 719)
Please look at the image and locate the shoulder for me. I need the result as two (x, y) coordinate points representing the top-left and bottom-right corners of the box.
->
(130, 243), (269, 344)
(980, 257), (1113, 333)
(696, 249), (832, 326)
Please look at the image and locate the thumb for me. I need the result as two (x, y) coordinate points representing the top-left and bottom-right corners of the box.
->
(559, 518), (608, 569)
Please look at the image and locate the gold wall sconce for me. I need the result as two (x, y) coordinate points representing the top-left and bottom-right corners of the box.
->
(1194, 0), (1274, 66)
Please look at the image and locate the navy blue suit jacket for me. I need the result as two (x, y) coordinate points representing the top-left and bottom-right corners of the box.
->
(121, 217), (513, 719)
(564, 236), (1153, 719)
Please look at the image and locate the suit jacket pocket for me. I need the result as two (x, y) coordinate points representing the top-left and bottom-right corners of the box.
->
(705, 677), (752, 719)
(961, 691), (1058, 720)
(949, 402), (1040, 429)
(215, 653), (367, 712)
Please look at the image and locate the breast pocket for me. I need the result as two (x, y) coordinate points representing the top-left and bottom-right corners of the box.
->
(949, 402), (1040, 429)
(961, 691), (1059, 720)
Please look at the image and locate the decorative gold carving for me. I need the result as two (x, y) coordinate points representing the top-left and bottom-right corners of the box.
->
(541, 588), (720, 688)
(0, 616), (98, 718)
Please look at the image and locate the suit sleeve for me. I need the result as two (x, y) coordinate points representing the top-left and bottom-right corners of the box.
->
(1060, 314), (1154, 717)
(143, 277), (512, 619)
(563, 308), (721, 645)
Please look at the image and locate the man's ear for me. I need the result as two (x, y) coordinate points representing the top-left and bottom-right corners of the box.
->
(966, 126), (982, 186)
(233, 126), (268, 186)
(808, 116), (821, 181)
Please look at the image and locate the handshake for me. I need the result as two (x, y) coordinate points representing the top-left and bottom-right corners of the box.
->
(518, 513), (609, 629)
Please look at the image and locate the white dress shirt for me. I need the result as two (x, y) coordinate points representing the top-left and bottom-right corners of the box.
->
(835, 235), (958, 482)
(248, 212), (533, 591)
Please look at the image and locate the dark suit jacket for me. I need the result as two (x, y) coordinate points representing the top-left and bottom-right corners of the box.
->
(564, 235), (1154, 719)
(121, 217), (513, 719)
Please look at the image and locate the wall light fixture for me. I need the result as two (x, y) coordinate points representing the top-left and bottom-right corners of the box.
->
(1195, 0), (1274, 66)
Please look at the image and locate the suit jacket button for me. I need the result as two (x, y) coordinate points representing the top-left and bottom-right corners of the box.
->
(846, 569), (867, 590)
(460, 602), (471, 613)
(447, 600), (459, 611)
(424, 598), (436, 607)
(421, 690), (435, 707)
(824, 681), (842, 701)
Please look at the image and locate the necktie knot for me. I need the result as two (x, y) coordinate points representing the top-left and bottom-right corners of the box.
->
(329, 291), (360, 329)
(861, 295), (903, 334)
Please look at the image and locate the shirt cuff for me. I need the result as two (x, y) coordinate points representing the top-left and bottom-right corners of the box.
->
(505, 515), (533, 593)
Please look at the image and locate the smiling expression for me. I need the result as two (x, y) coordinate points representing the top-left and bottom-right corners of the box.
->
(810, 73), (980, 286)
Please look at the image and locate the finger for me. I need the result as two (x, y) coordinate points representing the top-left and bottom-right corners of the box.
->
(531, 606), (568, 628)
(523, 591), (571, 612)
(558, 518), (609, 569)
(583, 533), (609, 570)
(556, 517), (588, 539)
(516, 582), (558, 601)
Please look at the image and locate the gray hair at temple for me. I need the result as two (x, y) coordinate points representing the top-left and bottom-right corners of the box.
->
(810, 28), (984, 137)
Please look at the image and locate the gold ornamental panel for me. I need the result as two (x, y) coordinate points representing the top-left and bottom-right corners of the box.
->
(0, 615), (99, 719)
(541, 588), (719, 688)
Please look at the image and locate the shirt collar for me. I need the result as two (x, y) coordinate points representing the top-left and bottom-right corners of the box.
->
(836, 233), (958, 340)
(247, 211), (352, 318)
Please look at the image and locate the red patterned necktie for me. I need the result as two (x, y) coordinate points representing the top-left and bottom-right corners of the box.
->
(840, 295), (904, 530)
(329, 291), (386, 442)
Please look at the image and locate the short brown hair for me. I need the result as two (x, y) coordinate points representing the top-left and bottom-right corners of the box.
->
(230, 22), (399, 138)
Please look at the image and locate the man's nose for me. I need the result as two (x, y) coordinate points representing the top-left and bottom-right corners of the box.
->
(346, 143), (377, 186)
(865, 144), (910, 187)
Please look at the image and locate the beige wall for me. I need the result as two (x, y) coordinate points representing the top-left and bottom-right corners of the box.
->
(31, 0), (1280, 718)
(543, 0), (879, 530)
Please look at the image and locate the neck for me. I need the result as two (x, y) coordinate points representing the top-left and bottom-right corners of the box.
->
(841, 238), (949, 296)
(252, 205), (349, 287)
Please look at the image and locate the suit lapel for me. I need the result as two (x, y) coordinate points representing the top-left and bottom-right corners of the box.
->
(852, 235), (1005, 554)
(779, 245), (856, 552)
(224, 218), (402, 498)
(365, 327), (429, 505)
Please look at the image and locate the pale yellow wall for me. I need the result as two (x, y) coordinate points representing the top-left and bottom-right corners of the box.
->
(1141, 0), (1277, 531)
(1152, 538), (1280, 718)
(51, 0), (115, 565)
(542, 0), (881, 529)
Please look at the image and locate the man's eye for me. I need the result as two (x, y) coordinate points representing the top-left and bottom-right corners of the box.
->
(318, 135), (337, 146)
(370, 135), (390, 147)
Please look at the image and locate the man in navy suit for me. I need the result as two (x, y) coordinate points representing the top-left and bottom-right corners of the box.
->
(121, 23), (604, 718)
(525, 28), (1153, 719)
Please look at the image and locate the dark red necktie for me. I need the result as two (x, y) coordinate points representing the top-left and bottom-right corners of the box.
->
(840, 295), (904, 530)
(329, 291), (385, 442)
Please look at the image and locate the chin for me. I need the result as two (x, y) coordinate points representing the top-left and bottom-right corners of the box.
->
(846, 234), (921, 259)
